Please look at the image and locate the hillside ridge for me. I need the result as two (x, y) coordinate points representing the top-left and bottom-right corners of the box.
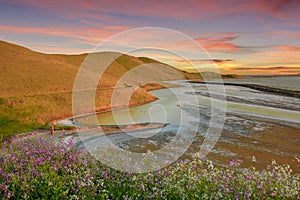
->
(0, 40), (200, 137)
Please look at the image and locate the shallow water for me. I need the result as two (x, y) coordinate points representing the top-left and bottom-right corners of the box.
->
(70, 77), (300, 168)
(91, 78), (300, 127)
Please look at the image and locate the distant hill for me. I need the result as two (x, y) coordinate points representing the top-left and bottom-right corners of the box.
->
(0, 40), (201, 136)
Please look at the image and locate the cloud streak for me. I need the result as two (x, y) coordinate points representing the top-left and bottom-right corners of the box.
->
(230, 66), (300, 71)
(174, 34), (246, 53)
(193, 35), (244, 53)
(177, 59), (233, 64)
(0, 25), (129, 45)
(274, 45), (300, 51)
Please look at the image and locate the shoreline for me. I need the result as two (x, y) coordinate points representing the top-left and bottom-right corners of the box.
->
(55, 82), (180, 127)
(56, 85), (166, 127)
(56, 97), (159, 127)
(190, 80), (300, 98)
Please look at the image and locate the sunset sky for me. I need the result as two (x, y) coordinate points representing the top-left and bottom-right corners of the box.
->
(0, 0), (300, 75)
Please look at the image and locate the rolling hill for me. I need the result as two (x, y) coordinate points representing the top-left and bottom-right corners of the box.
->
(0, 40), (200, 137)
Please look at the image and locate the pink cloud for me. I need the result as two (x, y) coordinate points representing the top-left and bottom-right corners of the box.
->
(1, 0), (299, 57)
(265, 31), (300, 39)
(0, 25), (129, 45)
(1, 0), (221, 20)
(275, 45), (300, 51)
(226, 0), (300, 21)
(172, 33), (245, 53)
(193, 35), (244, 53)
(2, 0), (299, 24)
(263, 0), (300, 21)
(194, 36), (238, 45)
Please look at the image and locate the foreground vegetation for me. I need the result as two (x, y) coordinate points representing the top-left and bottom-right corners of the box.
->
(1, 132), (299, 199)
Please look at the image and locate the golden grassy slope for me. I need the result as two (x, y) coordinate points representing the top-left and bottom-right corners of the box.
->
(0, 40), (200, 137)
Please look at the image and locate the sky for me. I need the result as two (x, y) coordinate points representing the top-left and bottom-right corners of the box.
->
(0, 0), (300, 75)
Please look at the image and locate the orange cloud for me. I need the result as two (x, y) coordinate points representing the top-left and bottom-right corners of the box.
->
(275, 45), (300, 51)
(229, 66), (299, 71)
(228, 66), (300, 75)
(203, 42), (242, 52)
(177, 59), (233, 64)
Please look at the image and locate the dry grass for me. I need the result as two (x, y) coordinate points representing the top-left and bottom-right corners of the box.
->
(0, 40), (200, 137)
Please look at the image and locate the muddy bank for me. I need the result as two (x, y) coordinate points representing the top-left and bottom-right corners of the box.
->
(77, 123), (167, 135)
(191, 91), (300, 112)
(205, 124), (300, 171)
(190, 81), (300, 98)
(119, 123), (300, 171)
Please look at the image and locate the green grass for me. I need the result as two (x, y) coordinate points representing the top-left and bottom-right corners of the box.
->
(222, 74), (239, 79)
(0, 117), (37, 138)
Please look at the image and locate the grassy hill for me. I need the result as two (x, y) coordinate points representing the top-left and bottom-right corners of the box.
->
(0, 40), (201, 137)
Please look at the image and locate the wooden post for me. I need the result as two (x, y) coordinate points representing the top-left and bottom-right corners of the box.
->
(51, 120), (56, 135)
